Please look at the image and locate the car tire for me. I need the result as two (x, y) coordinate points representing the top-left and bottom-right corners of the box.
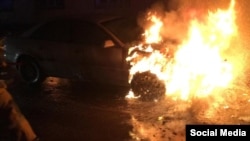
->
(17, 57), (45, 86)
(130, 71), (166, 101)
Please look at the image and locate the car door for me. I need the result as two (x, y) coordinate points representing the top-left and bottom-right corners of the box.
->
(71, 20), (128, 85)
(29, 20), (73, 78)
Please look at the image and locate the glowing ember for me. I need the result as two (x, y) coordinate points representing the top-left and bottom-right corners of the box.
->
(127, 0), (237, 100)
(126, 90), (140, 99)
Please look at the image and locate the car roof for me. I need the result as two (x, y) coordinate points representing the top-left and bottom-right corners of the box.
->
(20, 14), (122, 37)
(39, 14), (124, 25)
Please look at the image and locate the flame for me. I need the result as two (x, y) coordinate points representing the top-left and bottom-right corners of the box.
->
(127, 0), (237, 100)
(144, 13), (163, 44)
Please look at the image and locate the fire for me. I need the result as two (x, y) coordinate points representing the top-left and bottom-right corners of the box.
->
(127, 0), (237, 100)
(144, 14), (163, 44)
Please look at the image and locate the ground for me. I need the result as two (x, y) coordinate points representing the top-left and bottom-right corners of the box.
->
(125, 80), (250, 141)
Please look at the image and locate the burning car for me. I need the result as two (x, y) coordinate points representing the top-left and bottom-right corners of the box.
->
(3, 15), (169, 101)
(3, 0), (247, 103)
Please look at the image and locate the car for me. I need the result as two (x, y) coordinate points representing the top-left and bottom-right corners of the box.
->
(3, 15), (143, 86)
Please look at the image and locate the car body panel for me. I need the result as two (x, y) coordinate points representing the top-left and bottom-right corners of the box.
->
(3, 16), (138, 86)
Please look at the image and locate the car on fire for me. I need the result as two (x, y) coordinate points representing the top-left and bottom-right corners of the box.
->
(3, 15), (167, 101)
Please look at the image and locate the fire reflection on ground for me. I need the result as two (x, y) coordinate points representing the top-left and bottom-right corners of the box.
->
(42, 77), (71, 102)
(126, 84), (250, 141)
(44, 77), (71, 88)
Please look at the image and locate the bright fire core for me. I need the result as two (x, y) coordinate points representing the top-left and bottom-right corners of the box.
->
(127, 0), (237, 100)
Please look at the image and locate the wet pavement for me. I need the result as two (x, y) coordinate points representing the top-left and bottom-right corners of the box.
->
(2, 67), (250, 141)
(4, 71), (133, 141)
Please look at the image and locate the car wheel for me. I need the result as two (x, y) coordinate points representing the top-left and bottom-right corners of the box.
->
(130, 71), (166, 101)
(17, 57), (45, 85)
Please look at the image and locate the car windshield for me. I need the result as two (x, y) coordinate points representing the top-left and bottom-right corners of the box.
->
(101, 17), (143, 44)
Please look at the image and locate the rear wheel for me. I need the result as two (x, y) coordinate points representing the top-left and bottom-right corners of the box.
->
(130, 71), (166, 101)
(17, 57), (45, 86)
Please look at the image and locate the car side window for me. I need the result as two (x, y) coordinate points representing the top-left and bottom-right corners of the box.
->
(30, 20), (71, 42)
(71, 21), (111, 47)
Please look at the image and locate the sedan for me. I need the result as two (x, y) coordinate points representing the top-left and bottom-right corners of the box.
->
(3, 15), (142, 86)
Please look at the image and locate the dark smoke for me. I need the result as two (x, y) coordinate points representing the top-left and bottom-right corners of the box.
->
(137, 0), (232, 43)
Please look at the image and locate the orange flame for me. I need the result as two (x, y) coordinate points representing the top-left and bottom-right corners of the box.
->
(144, 14), (163, 44)
(127, 0), (237, 100)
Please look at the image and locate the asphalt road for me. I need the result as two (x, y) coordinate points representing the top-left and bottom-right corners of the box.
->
(4, 72), (133, 141)
(2, 67), (250, 141)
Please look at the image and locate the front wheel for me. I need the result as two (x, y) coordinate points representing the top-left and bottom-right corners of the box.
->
(17, 57), (45, 86)
(130, 71), (166, 101)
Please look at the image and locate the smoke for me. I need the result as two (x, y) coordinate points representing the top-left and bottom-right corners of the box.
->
(172, 0), (231, 10)
(137, 0), (190, 42)
(137, 0), (232, 42)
